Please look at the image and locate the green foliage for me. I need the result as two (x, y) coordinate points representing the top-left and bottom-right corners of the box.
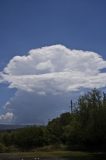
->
(0, 89), (106, 152)
(0, 143), (8, 153)
(14, 126), (47, 150)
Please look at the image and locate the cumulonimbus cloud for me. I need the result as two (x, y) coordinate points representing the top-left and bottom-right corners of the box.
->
(1, 44), (106, 123)
(0, 44), (106, 95)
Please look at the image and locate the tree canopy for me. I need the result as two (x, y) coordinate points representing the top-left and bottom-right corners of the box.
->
(0, 89), (106, 152)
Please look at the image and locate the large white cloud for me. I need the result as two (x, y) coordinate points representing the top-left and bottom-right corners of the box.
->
(1, 44), (106, 123)
(1, 44), (106, 94)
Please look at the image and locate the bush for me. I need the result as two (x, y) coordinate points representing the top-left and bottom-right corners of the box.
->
(0, 143), (8, 153)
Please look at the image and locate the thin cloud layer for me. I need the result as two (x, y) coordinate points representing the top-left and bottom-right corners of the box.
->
(1, 44), (106, 94)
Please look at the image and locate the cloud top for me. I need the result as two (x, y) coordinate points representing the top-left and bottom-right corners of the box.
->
(1, 44), (106, 94)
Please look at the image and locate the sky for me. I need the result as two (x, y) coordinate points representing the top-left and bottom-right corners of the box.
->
(0, 0), (106, 124)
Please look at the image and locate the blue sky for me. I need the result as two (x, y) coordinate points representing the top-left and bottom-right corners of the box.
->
(0, 0), (106, 124)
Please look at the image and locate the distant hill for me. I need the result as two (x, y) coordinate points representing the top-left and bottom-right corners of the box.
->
(0, 124), (27, 131)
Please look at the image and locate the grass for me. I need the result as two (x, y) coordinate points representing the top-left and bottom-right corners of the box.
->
(0, 151), (100, 159)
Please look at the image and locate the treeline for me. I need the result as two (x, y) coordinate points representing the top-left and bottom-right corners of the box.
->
(0, 89), (106, 152)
